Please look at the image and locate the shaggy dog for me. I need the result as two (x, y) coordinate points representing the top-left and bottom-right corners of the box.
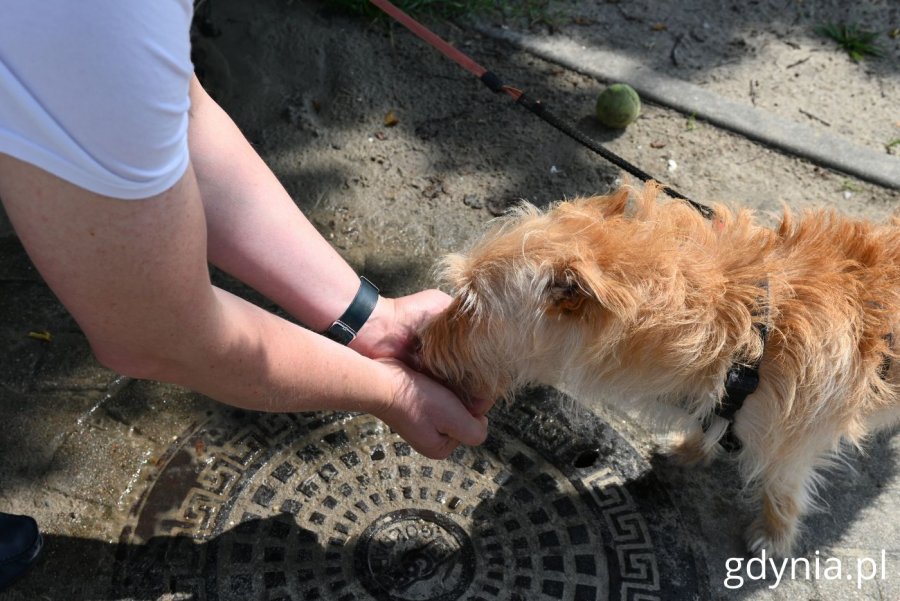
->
(418, 182), (899, 556)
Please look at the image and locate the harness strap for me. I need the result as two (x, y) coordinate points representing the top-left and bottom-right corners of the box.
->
(878, 332), (893, 380)
(702, 281), (770, 452)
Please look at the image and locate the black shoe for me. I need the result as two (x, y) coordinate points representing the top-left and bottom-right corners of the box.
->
(0, 512), (43, 591)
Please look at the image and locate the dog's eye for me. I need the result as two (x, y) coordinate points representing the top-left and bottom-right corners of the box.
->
(548, 282), (586, 314)
(548, 280), (579, 299)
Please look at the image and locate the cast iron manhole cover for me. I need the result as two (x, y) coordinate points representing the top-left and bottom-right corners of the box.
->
(113, 389), (706, 600)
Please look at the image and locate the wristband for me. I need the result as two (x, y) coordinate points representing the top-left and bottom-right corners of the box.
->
(323, 276), (380, 345)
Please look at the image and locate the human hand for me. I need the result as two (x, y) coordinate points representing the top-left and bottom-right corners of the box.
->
(351, 289), (450, 365)
(372, 358), (489, 460)
(352, 289), (495, 418)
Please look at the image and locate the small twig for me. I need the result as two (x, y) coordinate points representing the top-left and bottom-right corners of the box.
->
(670, 34), (684, 67)
(798, 108), (831, 127)
(736, 149), (766, 166)
(786, 56), (810, 69)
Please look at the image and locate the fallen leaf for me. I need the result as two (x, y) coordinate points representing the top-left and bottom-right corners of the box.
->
(651, 23), (668, 32)
(384, 111), (399, 127)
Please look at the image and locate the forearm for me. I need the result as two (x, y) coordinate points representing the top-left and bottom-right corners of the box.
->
(154, 285), (394, 416)
(187, 76), (362, 333)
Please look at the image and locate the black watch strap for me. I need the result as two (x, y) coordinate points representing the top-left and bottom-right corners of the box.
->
(323, 277), (380, 345)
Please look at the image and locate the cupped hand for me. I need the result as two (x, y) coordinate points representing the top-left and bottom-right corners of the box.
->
(352, 289), (496, 418)
(351, 289), (451, 366)
(372, 358), (488, 460)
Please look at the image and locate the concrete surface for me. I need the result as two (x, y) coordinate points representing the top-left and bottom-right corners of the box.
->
(478, 26), (900, 189)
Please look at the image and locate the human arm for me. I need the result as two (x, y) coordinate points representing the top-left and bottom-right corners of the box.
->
(185, 76), (417, 359)
(0, 157), (487, 458)
(184, 76), (496, 417)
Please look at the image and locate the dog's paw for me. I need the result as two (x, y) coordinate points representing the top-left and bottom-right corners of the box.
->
(745, 517), (797, 559)
(668, 433), (718, 468)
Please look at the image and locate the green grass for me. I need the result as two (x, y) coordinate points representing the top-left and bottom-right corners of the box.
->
(686, 112), (698, 131)
(499, 0), (558, 27)
(816, 22), (884, 61)
(840, 179), (864, 193)
(887, 139), (900, 154)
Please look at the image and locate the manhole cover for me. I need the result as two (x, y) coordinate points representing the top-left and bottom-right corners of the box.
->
(113, 390), (706, 600)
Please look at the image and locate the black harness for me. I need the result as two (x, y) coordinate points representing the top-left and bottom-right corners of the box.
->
(700, 284), (894, 453)
(700, 284), (770, 452)
(879, 332), (894, 380)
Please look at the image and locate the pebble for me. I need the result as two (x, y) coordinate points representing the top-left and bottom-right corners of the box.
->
(463, 194), (484, 209)
(486, 197), (513, 216)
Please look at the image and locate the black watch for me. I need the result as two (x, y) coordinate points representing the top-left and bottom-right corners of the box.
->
(323, 276), (380, 345)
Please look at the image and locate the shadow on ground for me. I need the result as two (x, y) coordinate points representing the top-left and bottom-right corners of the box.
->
(5, 392), (896, 601)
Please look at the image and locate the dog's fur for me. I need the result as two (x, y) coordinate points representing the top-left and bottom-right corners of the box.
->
(419, 182), (900, 556)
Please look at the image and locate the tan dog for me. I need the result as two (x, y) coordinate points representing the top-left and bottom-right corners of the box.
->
(419, 182), (899, 557)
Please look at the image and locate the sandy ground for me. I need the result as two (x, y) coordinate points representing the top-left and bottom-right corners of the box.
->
(1, 1), (898, 600)
(190, 0), (899, 284)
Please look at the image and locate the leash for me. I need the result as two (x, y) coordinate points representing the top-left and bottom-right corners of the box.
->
(368, 0), (714, 219)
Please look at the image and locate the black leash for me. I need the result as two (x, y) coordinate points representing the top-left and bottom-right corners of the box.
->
(369, 0), (714, 218)
(479, 73), (716, 219)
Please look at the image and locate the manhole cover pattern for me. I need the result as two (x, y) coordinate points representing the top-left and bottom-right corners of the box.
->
(114, 393), (704, 601)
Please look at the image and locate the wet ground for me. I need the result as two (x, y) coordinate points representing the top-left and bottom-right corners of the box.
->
(1, 1), (899, 600)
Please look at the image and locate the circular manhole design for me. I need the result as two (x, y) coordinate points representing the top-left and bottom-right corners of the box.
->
(354, 509), (475, 601)
(113, 392), (705, 600)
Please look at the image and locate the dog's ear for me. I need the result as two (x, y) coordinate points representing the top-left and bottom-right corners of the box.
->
(547, 259), (604, 315)
(436, 253), (472, 292)
(547, 258), (638, 321)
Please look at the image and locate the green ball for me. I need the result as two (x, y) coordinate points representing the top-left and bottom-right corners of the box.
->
(595, 83), (641, 128)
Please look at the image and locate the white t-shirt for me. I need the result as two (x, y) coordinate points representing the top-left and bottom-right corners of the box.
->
(0, 0), (194, 199)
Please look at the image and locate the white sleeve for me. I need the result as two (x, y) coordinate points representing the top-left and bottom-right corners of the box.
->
(0, 0), (194, 199)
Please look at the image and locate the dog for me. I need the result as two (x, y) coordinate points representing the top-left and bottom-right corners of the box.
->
(418, 181), (899, 557)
